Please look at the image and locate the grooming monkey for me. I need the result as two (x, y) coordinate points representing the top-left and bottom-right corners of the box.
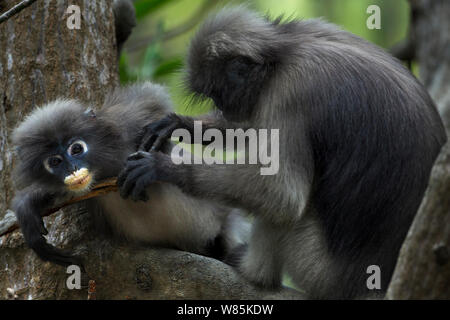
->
(119, 8), (447, 298)
(11, 82), (248, 267)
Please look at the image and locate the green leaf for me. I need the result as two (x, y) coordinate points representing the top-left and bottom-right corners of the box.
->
(134, 0), (179, 20)
(119, 52), (137, 84)
(140, 42), (162, 79)
(153, 57), (183, 79)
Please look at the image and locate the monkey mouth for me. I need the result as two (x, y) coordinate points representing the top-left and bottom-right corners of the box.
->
(64, 168), (93, 192)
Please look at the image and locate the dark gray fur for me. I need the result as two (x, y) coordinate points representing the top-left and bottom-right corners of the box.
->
(113, 0), (136, 54)
(121, 7), (447, 298)
(11, 82), (248, 268)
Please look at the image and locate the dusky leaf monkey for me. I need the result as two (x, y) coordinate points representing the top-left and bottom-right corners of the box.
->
(119, 7), (447, 298)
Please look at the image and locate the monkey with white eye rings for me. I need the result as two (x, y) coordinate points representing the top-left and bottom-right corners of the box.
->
(10, 0), (248, 269)
(11, 82), (249, 268)
(119, 7), (447, 299)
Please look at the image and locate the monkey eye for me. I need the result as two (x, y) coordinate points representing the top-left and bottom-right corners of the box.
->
(48, 157), (62, 167)
(68, 140), (88, 156)
(44, 155), (63, 172)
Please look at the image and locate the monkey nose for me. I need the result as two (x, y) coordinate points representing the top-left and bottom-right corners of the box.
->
(70, 165), (79, 174)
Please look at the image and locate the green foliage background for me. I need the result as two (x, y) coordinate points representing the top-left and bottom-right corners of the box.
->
(120, 0), (410, 115)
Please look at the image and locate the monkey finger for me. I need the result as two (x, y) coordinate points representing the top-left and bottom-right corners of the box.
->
(129, 169), (159, 202)
(150, 124), (177, 151)
(119, 166), (152, 199)
(147, 116), (173, 132)
(117, 160), (147, 190)
(139, 133), (158, 151)
(117, 167), (130, 188)
(130, 180), (151, 202)
(117, 165), (139, 190)
(137, 119), (168, 147)
(131, 171), (159, 202)
(137, 189), (149, 202)
(127, 151), (149, 161)
(40, 219), (49, 236)
(150, 137), (165, 152)
(119, 159), (148, 181)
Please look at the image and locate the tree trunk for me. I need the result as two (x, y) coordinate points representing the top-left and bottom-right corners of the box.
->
(386, 0), (450, 299)
(0, 0), (116, 299)
(0, 0), (304, 300)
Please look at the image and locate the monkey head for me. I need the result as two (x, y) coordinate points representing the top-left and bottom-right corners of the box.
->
(12, 100), (124, 194)
(185, 7), (290, 122)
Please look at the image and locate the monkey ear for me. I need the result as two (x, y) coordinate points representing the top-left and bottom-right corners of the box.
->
(83, 108), (96, 119)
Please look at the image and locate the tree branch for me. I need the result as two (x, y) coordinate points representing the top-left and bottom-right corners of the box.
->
(0, 0), (38, 24)
(0, 178), (306, 300)
(0, 178), (117, 237)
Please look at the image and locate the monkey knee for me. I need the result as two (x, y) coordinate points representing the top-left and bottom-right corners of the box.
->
(223, 243), (247, 268)
(238, 253), (283, 289)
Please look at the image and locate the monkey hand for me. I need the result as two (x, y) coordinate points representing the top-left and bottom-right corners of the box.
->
(118, 151), (168, 201)
(20, 213), (84, 268)
(24, 228), (85, 270)
(137, 113), (181, 152)
(13, 190), (85, 269)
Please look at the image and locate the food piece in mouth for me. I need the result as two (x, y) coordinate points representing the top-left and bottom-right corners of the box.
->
(64, 168), (93, 192)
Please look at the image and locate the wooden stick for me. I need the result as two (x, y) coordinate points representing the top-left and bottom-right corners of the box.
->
(0, 178), (118, 237)
(0, 0), (38, 24)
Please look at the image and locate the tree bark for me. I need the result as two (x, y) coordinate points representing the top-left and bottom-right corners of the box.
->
(386, 0), (450, 299)
(0, 0), (304, 300)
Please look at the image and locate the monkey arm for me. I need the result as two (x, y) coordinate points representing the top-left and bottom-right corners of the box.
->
(138, 111), (238, 152)
(12, 185), (84, 268)
(117, 151), (303, 225)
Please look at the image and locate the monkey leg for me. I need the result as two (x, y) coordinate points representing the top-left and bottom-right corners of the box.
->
(238, 218), (285, 289)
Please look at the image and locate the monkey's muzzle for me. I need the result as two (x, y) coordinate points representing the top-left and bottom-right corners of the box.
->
(64, 168), (93, 192)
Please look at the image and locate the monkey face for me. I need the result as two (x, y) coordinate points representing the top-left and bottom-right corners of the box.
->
(185, 8), (286, 122)
(43, 139), (94, 193)
(187, 54), (266, 122)
(12, 100), (126, 195)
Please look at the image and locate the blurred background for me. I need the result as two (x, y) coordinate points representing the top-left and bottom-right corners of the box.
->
(121, 0), (411, 115)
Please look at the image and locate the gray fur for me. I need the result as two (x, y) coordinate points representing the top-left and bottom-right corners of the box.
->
(129, 7), (447, 298)
(113, 0), (136, 54)
(11, 82), (248, 266)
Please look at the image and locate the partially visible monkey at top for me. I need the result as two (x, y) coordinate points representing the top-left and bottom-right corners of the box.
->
(119, 7), (447, 299)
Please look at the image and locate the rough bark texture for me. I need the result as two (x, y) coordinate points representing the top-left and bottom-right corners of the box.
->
(1, 208), (303, 299)
(0, 0), (304, 300)
(386, 0), (450, 299)
(0, 0), (117, 299)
